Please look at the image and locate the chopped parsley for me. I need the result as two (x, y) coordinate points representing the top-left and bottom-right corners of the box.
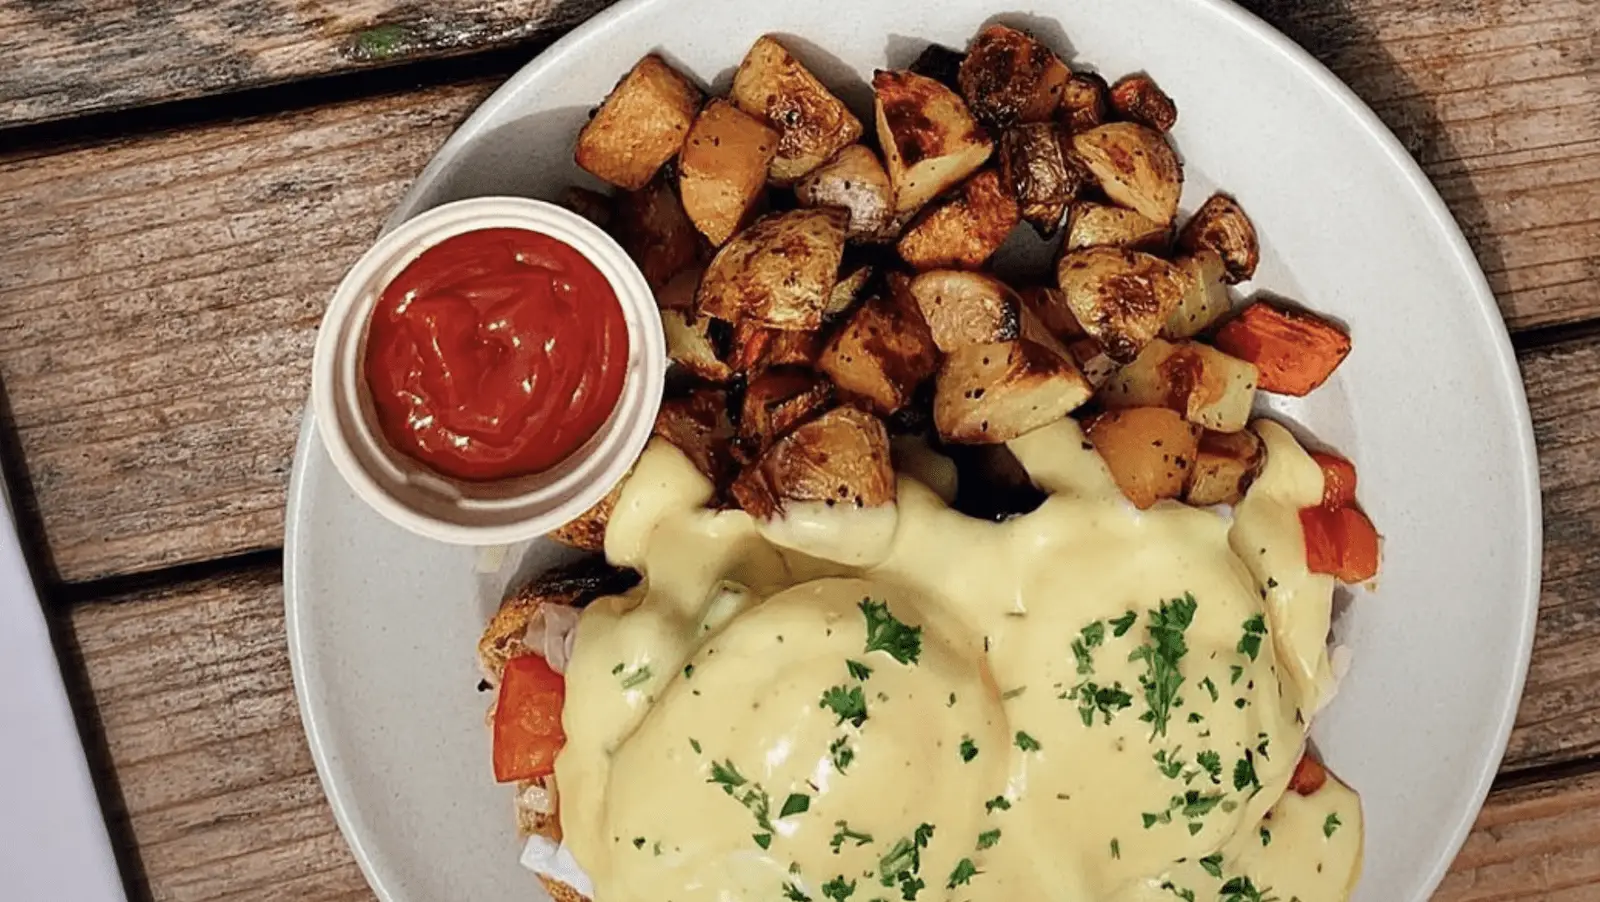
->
(829, 735), (855, 773)
(860, 599), (922, 664)
(708, 759), (776, 838)
(780, 793), (811, 818)
(1110, 610), (1139, 637)
(1230, 664), (1245, 685)
(1199, 853), (1224, 877)
(1129, 594), (1198, 736)
(946, 859), (979, 889)
(1234, 751), (1260, 792)
(1183, 791), (1225, 818)
(985, 795), (1011, 813)
(948, 693), (957, 707)
(1015, 731), (1042, 752)
(783, 881), (812, 901)
(683, 663), (695, 679)
(710, 759), (746, 792)
(1164, 882), (1198, 902)
(1066, 680), (1133, 726)
(754, 832), (772, 849)
(1073, 621), (1106, 675)
(830, 821), (873, 853)
(976, 829), (1001, 850)
(878, 825), (934, 899)
(1196, 750), (1223, 784)
(632, 836), (646, 849)
(1110, 837), (1121, 859)
(1260, 826), (1272, 846)
(611, 663), (624, 675)
(1324, 812), (1342, 837)
(820, 685), (868, 727)
(1237, 615), (1268, 661)
(1001, 685), (1028, 700)
(847, 659), (873, 680)
(820, 875), (856, 902)
(1155, 746), (1185, 779)
(689, 737), (702, 754)
(620, 664), (653, 689)
(1220, 876), (1277, 902)
(960, 736), (979, 762)
(1199, 676), (1219, 703)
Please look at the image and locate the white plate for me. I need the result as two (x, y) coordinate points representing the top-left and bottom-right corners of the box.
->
(284, 2), (1542, 900)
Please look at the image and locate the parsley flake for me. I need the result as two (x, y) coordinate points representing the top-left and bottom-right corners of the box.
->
(847, 659), (873, 681)
(1260, 826), (1272, 846)
(1067, 680), (1134, 726)
(620, 664), (652, 689)
(781, 793), (811, 818)
(1199, 853), (1224, 878)
(1199, 676), (1219, 702)
(1197, 750), (1223, 784)
(689, 737), (702, 754)
(1110, 838), (1121, 859)
(1324, 813), (1342, 837)
(878, 825), (933, 900)
(1110, 611), (1139, 637)
(1015, 731), (1042, 752)
(960, 736), (979, 762)
(1219, 876), (1278, 902)
(820, 875), (856, 902)
(754, 832), (772, 849)
(946, 859), (979, 889)
(1129, 594), (1198, 736)
(977, 829), (1001, 850)
(829, 736), (855, 773)
(830, 821), (873, 853)
(1237, 615), (1267, 661)
(632, 836), (645, 849)
(860, 600), (922, 664)
(821, 685), (868, 727)
(985, 795), (1011, 813)
(1234, 750), (1260, 792)
(783, 881), (812, 901)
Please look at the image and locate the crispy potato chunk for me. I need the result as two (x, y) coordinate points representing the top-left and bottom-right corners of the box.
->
(1214, 302), (1352, 396)
(731, 35), (864, 185)
(679, 100), (779, 246)
(1185, 429), (1265, 506)
(1059, 71), (1110, 133)
(1071, 123), (1183, 225)
(737, 368), (835, 461)
(934, 339), (1092, 443)
(727, 321), (825, 374)
(1179, 193), (1261, 283)
(1017, 284), (1084, 340)
(1056, 246), (1186, 363)
(819, 277), (940, 415)
(958, 24), (1070, 128)
(576, 55), (703, 190)
(1100, 338), (1260, 433)
(614, 178), (701, 290)
(661, 306), (733, 382)
(479, 559), (641, 683)
(897, 168), (1020, 270)
(1065, 201), (1170, 253)
(909, 270), (1023, 352)
(653, 388), (738, 490)
(795, 145), (895, 241)
(697, 208), (848, 330)
(1108, 73), (1178, 132)
(1086, 406), (1201, 509)
(1066, 336), (1120, 387)
(826, 264), (874, 318)
(548, 479), (624, 551)
(1164, 250), (1231, 339)
(873, 69), (994, 217)
(998, 122), (1082, 236)
(731, 406), (896, 518)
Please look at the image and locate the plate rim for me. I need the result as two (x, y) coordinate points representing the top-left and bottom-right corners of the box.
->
(284, 1), (1544, 899)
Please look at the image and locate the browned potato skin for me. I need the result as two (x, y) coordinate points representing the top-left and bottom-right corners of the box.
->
(1185, 428), (1265, 506)
(819, 275), (940, 415)
(1164, 250), (1231, 339)
(1071, 122), (1183, 225)
(614, 177), (702, 290)
(679, 100), (780, 246)
(909, 270), (1023, 351)
(897, 168), (1020, 271)
(727, 321), (825, 374)
(654, 388), (738, 492)
(1086, 406), (1201, 509)
(1056, 246), (1187, 363)
(934, 339), (1093, 444)
(697, 208), (849, 330)
(826, 264), (875, 318)
(1065, 201), (1171, 253)
(1059, 71), (1110, 133)
(1098, 337), (1259, 433)
(548, 479), (623, 551)
(873, 69), (994, 217)
(998, 122), (1082, 236)
(795, 145), (896, 241)
(731, 406), (896, 519)
(1179, 194), (1261, 284)
(731, 35), (864, 185)
(1109, 73), (1178, 132)
(661, 307), (733, 382)
(1066, 336), (1120, 387)
(1017, 284), (1084, 340)
(958, 24), (1070, 128)
(576, 54), (703, 190)
(737, 368), (835, 462)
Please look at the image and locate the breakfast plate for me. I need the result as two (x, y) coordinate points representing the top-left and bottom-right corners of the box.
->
(283, 1), (1542, 901)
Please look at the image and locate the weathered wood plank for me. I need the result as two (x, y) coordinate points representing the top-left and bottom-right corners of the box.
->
(65, 561), (1600, 901)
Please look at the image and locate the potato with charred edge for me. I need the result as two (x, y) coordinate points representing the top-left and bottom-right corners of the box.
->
(999, 122), (1082, 236)
(935, 339), (1093, 444)
(731, 35), (864, 185)
(737, 368), (835, 462)
(1100, 337), (1259, 433)
(576, 54), (703, 191)
(1185, 429), (1266, 506)
(909, 270), (1023, 352)
(653, 388), (738, 491)
(1086, 406), (1202, 509)
(1179, 193), (1261, 283)
(727, 321), (825, 374)
(795, 145), (895, 241)
(1017, 284), (1083, 340)
(614, 177), (701, 290)
(1164, 250), (1230, 339)
(1059, 71), (1110, 133)
(873, 69), (994, 218)
(661, 306), (733, 383)
(1072, 122), (1183, 225)
(1066, 337), (1119, 387)
(1057, 246), (1186, 363)
(1108, 73), (1177, 132)
(697, 207), (848, 330)
(825, 264), (874, 318)
(958, 23), (1070, 128)
(1065, 201), (1170, 253)
(731, 406), (896, 519)
(897, 168), (1020, 270)
(679, 100), (779, 246)
(819, 276), (940, 415)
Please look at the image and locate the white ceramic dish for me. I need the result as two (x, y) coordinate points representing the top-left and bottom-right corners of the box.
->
(284, 2), (1542, 901)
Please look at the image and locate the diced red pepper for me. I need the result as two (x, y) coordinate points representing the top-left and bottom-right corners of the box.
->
(1214, 303), (1352, 396)
(492, 654), (567, 783)
(1309, 451), (1358, 509)
(1288, 751), (1328, 796)
(1301, 504), (1380, 584)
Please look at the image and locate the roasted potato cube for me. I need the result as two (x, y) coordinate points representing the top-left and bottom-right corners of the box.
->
(998, 122), (1082, 236)
(795, 145), (895, 241)
(1018, 284), (1085, 340)
(728, 321), (825, 373)
(819, 277), (940, 415)
(909, 270), (1023, 351)
(1065, 201), (1170, 253)
(1179, 194), (1261, 283)
(558, 187), (614, 229)
(1072, 123), (1183, 225)
(873, 69), (994, 217)
(548, 479), (624, 551)
(1164, 250), (1231, 339)
(697, 208), (848, 330)
(656, 265), (702, 311)
(737, 367), (835, 461)
(662, 307), (732, 382)
(576, 54), (703, 190)
(826, 263), (874, 318)
(1099, 338), (1260, 433)
(1214, 302), (1351, 396)
(1108, 73), (1178, 132)
(730, 35), (864, 185)
(958, 24), (1071, 128)
(934, 339), (1092, 443)
(615, 177), (701, 290)
(1066, 337), (1119, 387)
(1185, 429), (1265, 506)
(679, 99), (779, 246)
(731, 406), (896, 518)
(897, 168), (1019, 270)
(654, 387), (738, 490)
(1059, 71), (1110, 132)
(1056, 246), (1186, 363)
(1086, 406), (1201, 509)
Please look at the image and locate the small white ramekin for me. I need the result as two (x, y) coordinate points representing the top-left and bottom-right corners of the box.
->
(311, 196), (664, 546)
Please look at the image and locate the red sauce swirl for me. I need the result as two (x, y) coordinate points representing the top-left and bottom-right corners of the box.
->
(364, 228), (628, 482)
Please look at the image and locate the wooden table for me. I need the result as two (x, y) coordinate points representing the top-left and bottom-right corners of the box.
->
(0, 0), (1595, 899)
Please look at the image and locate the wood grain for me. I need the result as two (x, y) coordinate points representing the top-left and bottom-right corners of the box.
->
(64, 563), (1600, 901)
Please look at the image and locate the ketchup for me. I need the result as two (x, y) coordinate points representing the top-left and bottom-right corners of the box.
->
(364, 228), (628, 482)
